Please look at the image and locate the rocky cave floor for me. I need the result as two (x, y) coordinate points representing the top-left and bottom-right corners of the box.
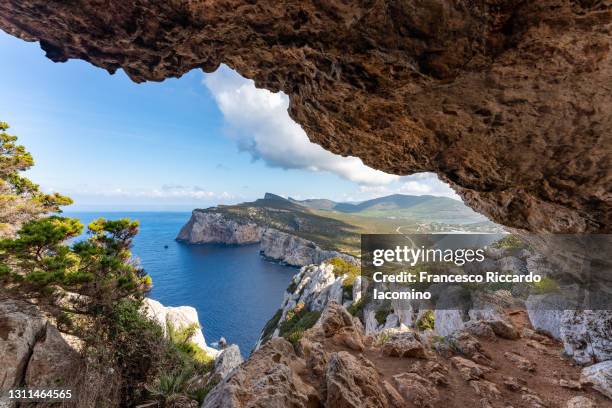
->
(205, 303), (609, 408)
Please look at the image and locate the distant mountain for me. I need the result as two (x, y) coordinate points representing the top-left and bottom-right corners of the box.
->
(288, 193), (485, 224)
(194, 193), (499, 254)
(288, 197), (337, 210)
(333, 194), (437, 212)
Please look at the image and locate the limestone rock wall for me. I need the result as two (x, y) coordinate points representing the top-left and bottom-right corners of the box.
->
(177, 210), (353, 266)
(0, 298), (81, 407)
(176, 210), (262, 245)
(259, 228), (355, 266)
(142, 298), (221, 358)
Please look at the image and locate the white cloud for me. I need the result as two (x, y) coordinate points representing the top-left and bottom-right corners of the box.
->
(102, 185), (234, 200)
(49, 184), (235, 200)
(203, 66), (398, 186)
(358, 173), (460, 200)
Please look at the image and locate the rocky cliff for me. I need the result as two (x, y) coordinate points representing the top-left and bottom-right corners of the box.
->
(1, 1), (609, 234)
(177, 209), (354, 266)
(0, 295), (241, 408)
(0, 297), (81, 408)
(259, 228), (355, 266)
(206, 301), (611, 407)
(176, 211), (262, 245)
(142, 298), (222, 359)
(257, 247), (612, 370)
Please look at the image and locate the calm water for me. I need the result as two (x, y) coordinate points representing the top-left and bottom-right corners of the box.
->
(65, 211), (296, 356)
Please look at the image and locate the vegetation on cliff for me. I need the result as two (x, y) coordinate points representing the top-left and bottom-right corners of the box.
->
(0, 121), (215, 407)
(195, 192), (500, 255)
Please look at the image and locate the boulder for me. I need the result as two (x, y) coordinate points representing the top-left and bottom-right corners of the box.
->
(464, 320), (496, 340)
(297, 336), (329, 378)
(468, 290), (518, 327)
(320, 302), (365, 351)
(203, 338), (318, 408)
(525, 295), (566, 339)
(381, 332), (427, 359)
(0, 298), (47, 391)
(522, 393), (547, 408)
(210, 345), (243, 382)
(326, 352), (388, 408)
(450, 356), (492, 381)
(566, 396), (596, 408)
(469, 379), (501, 400)
(447, 331), (490, 364)
(558, 379), (581, 390)
(25, 324), (80, 388)
(0, 298), (81, 408)
(581, 360), (612, 400)
(504, 352), (536, 372)
(393, 372), (438, 408)
(484, 319), (519, 340)
(382, 380), (406, 408)
(561, 310), (612, 364)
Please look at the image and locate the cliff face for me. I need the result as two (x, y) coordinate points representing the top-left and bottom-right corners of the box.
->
(177, 210), (354, 266)
(1, 1), (610, 233)
(176, 211), (262, 245)
(259, 228), (354, 266)
(142, 298), (222, 359)
(258, 250), (612, 367)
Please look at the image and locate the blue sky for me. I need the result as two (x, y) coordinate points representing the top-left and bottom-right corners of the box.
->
(0, 30), (459, 211)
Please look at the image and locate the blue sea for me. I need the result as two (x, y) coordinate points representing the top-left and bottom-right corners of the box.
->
(65, 211), (296, 356)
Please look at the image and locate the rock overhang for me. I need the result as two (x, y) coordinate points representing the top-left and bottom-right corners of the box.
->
(0, 0), (610, 232)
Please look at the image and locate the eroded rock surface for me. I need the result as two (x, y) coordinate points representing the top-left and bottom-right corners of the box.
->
(0, 297), (81, 407)
(205, 301), (611, 407)
(0, 298), (47, 398)
(177, 210), (353, 266)
(581, 360), (612, 399)
(25, 324), (80, 388)
(177, 211), (262, 245)
(1, 1), (610, 233)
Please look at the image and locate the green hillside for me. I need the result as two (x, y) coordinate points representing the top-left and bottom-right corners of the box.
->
(198, 193), (500, 255)
(291, 193), (486, 224)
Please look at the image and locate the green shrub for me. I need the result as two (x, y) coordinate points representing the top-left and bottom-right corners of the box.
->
(416, 310), (435, 331)
(492, 235), (524, 250)
(375, 308), (391, 326)
(260, 309), (282, 345)
(56, 311), (74, 331)
(190, 378), (219, 404)
(347, 298), (364, 317)
(375, 332), (391, 346)
(279, 306), (321, 347)
(167, 322), (215, 368)
(286, 279), (298, 294)
(328, 257), (360, 286)
(532, 276), (560, 294)
(146, 369), (193, 404)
